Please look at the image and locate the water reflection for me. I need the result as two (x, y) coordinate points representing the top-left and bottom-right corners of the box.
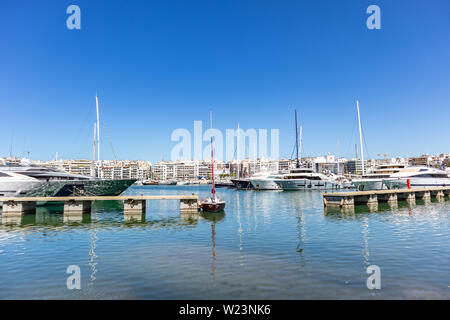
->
(88, 226), (98, 287)
(1, 186), (449, 300)
(200, 211), (225, 287)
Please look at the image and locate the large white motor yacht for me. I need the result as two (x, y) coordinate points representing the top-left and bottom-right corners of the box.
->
(0, 170), (64, 197)
(383, 166), (450, 189)
(2, 164), (136, 196)
(249, 172), (283, 190)
(352, 163), (408, 191)
(273, 168), (343, 190)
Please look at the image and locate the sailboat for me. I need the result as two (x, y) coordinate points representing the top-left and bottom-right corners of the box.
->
(230, 123), (253, 189)
(273, 109), (343, 190)
(199, 112), (226, 212)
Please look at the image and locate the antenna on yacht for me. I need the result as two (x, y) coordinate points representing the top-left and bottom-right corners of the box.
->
(295, 109), (299, 168)
(356, 100), (365, 175)
(95, 94), (101, 162)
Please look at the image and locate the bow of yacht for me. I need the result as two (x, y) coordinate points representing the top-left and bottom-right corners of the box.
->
(0, 164), (136, 197)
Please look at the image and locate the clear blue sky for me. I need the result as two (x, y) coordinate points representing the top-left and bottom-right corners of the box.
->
(1, 0), (449, 162)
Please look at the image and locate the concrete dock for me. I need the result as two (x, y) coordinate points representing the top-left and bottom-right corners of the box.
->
(0, 195), (199, 222)
(323, 187), (450, 211)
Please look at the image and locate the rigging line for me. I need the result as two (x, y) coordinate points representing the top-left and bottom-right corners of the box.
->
(345, 112), (358, 159)
(362, 128), (370, 160)
(99, 115), (118, 160)
(290, 141), (296, 160)
(74, 104), (95, 153)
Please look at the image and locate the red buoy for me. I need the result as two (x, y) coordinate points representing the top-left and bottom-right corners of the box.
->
(407, 179), (411, 189)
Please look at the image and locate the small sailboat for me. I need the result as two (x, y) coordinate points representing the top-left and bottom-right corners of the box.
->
(200, 112), (226, 212)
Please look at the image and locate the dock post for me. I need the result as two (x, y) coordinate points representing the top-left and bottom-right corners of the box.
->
(1, 200), (35, 224)
(63, 200), (91, 223)
(1, 200), (36, 217)
(180, 199), (199, 214)
(416, 191), (431, 205)
(444, 189), (450, 197)
(123, 199), (146, 222)
(419, 191), (431, 200)
(436, 190), (445, 200)
(406, 192), (416, 204)
(383, 193), (398, 205)
(362, 194), (378, 206)
(368, 202), (378, 212)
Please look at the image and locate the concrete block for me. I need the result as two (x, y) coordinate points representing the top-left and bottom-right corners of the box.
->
(64, 200), (91, 215)
(124, 199), (146, 214)
(180, 199), (199, 214)
(2, 201), (36, 216)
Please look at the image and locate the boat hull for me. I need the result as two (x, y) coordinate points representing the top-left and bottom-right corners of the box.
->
(383, 177), (450, 189)
(200, 202), (226, 212)
(231, 179), (253, 190)
(352, 179), (385, 191)
(0, 180), (65, 197)
(274, 179), (342, 190)
(55, 179), (136, 196)
(250, 178), (281, 190)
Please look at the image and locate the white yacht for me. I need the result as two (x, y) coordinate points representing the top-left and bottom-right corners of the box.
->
(249, 172), (283, 190)
(2, 164), (136, 196)
(383, 166), (450, 189)
(273, 168), (343, 190)
(352, 163), (408, 191)
(0, 170), (64, 197)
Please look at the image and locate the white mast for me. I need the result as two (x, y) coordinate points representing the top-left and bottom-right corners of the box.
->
(299, 125), (303, 162)
(93, 122), (97, 161)
(237, 123), (240, 179)
(95, 95), (101, 162)
(357, 100), (365, 175)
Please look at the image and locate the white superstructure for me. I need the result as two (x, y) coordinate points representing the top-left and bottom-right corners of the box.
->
(383, 166), (450, 189)
(249, 172), (282, 190)
(273, 168), (343, 190)
(352, 163), (408, 190)
(0, 170), (64, 197)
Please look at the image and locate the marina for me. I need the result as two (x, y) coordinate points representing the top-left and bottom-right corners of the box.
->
(1, 184), (449, 299)
(1, 1), (449, 304)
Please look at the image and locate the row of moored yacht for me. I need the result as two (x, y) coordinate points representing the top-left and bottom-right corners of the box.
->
(234, 164), (450, 191)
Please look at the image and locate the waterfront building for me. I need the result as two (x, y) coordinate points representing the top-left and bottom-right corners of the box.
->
(313, 154), (346, 175)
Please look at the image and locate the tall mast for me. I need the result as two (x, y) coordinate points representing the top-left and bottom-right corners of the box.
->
(295, 109), (299, 168)
(93, 122), (97, 161)
(96, 94), (101, 162)
(357, 100), (365, 175)
(237, 122), (240, 179)
(299, 125), (303, 163)
(210, 111), (215, 200)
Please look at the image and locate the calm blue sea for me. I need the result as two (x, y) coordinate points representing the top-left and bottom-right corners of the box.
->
(0, 185), (449, 299)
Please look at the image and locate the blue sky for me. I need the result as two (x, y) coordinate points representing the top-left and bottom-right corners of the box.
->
(1, 0), (449, 162)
